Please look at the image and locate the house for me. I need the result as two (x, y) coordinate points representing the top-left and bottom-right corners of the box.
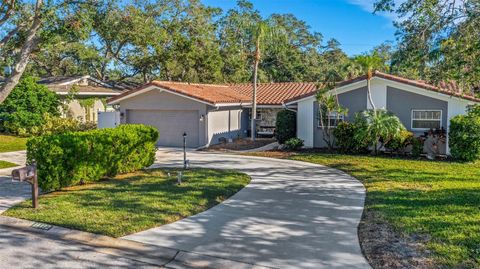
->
(107, 81), (316, 147)
(38, 76), (139, 122)
(107, 72), (479, 153)
(285, 71), (480, 155)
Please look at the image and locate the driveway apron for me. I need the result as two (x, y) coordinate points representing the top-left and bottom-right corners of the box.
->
(124, 148), (370, 269)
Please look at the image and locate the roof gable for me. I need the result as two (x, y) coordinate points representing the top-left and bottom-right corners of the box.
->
(108, 81), (318, 106)
(285, 71), (480, 103)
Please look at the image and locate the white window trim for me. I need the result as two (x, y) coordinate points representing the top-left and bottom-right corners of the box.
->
(411, 109), (442, 131)
(318, 113), (344, 128)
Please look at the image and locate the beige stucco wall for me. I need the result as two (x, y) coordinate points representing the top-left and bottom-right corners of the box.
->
(118, 89), (208, 146)
(207, 107), (244, 145)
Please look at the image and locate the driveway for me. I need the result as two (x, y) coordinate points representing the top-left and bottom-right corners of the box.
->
(124, 148), (370, 269)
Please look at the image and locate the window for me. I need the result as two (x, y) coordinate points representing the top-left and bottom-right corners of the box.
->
(318, 113), (344, 128)
(411, 110), (442, 130)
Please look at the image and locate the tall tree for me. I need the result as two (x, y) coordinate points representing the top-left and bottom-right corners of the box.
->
(249, 20), (286, 140)
(354, 52), (387, 110)
(375, 0), (480, 95)
(0, 0), (95, 103)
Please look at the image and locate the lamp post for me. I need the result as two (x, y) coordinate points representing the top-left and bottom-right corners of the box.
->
(183, 132), (187, 169)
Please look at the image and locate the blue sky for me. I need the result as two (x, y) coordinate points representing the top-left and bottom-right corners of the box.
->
(201, 0), (397, 56)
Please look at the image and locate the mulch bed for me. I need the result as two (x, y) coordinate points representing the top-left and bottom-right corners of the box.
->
(202, 138), (276, 152)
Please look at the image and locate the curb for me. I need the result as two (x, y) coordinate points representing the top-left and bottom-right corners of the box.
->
(0, 216), (274, 269)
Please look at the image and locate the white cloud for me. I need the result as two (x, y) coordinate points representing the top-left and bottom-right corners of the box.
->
(347, 0), (401, 21)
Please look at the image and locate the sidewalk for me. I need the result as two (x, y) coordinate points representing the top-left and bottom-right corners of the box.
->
(0, 216), (272, 269)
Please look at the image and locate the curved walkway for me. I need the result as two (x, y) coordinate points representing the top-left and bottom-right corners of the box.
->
(124, 148), (370, 269)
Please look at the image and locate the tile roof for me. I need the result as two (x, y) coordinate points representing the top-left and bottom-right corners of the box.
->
(286, 71), (480, 103)
(151, 81), (251, 104)
(108, 81), (318, 105)
(231, 82), (317, 105)
(48, 85), (123, 95)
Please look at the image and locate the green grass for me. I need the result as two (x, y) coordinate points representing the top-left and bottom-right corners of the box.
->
(4, 168), (250, 237)
(0, 160), (17, 169)
(0, 135), (27, 153)
(288, 153), (480, 267)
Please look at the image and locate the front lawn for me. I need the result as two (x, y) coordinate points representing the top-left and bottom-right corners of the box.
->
(4, 168), (250, 237)
(0, 135), (27, 153)
(0, 160), (18, 169)
(250, 152), (480, 268)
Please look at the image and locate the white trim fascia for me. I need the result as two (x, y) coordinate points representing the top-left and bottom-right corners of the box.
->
(56, 75), (114, 88)
(214, 102), (251, 107)
(242, 104), (284, 108)
(55, 75), (90, 86)
(285, 95), (316, 105)
(375, 77), (478, 105)
(108, 85), (157, 104)
(328, 80), (368, 96)
(56, 92), (121, 96)
(109, 86), (218, 106)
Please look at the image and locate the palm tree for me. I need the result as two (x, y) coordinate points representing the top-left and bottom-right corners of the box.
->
(354, 109), (406, 155)
(249, 21), (286, 141)
(353, 52), (386, 111)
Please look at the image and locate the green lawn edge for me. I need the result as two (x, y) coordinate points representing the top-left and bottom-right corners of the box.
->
(0, 160), (18, 169)
(3, 168), (250, 238)
(287, 153), (480, 267)
(0, 135), (28, 153)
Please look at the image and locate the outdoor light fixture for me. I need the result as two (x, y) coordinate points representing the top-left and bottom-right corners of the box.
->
(112, 104), (120, 110)
(183, 132), (187, 169)
(199, 114), (205, 121)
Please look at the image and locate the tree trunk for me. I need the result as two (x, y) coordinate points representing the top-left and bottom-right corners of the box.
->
(251, 40), (260, 141)
(367, 78), (376, 110)
(0, 0), (43, 104)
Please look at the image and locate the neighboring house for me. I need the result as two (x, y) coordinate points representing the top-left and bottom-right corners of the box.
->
(286, 71), (480, 155)
(107, 81), (316, 147)
(39, 76), (138, 122)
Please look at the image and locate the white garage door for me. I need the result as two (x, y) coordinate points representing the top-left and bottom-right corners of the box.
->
(126, 110), (200, 148)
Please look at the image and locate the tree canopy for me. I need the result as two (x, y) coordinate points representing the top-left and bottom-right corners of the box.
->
(1, 0), (478, 103)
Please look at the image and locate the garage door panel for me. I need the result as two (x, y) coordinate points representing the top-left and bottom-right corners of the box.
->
(126, 110), (199, 148)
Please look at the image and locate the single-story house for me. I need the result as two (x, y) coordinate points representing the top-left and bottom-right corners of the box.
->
(285, 71), (480, 155)
(107, 72), (479, 153)
(39, 75), (138, 122)
(107, 81), (317, 147)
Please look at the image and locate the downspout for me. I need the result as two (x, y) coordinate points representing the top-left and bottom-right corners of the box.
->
(282, 102), (297, 113)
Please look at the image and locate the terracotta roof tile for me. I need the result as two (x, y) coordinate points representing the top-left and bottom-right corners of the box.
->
(150, 81), (250, 104)
(108, 81), (318, 105)
(231, 82), (317, 105)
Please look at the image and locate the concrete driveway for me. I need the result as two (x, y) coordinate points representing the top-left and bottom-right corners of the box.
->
(124, 148), (370, 269)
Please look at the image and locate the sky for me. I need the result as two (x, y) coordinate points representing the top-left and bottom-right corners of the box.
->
(201, 0), (398, 56)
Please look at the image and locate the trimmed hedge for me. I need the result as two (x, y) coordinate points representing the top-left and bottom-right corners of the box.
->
(449, 114), (480, 162)
(27, 124), (159, 191)
(275, 109), (296, 144)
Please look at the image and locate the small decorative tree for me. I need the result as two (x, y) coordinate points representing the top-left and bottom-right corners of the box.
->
(316, 86), (348, 151)
(354, 109), (406, 155)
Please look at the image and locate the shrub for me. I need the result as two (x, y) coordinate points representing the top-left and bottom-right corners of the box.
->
(385, 130), (414, 152)
(333, 121), (366, 153)
(449, 114), (480, 161)
(354, 109), (406, 155)
(275, 109), (296, 144)
(284, 137), (304, 150)
(27, 124), (159, 191)
(34, 114), (96, 136)
(411, 137), (424, 158)
(0, 77), (60, 135)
